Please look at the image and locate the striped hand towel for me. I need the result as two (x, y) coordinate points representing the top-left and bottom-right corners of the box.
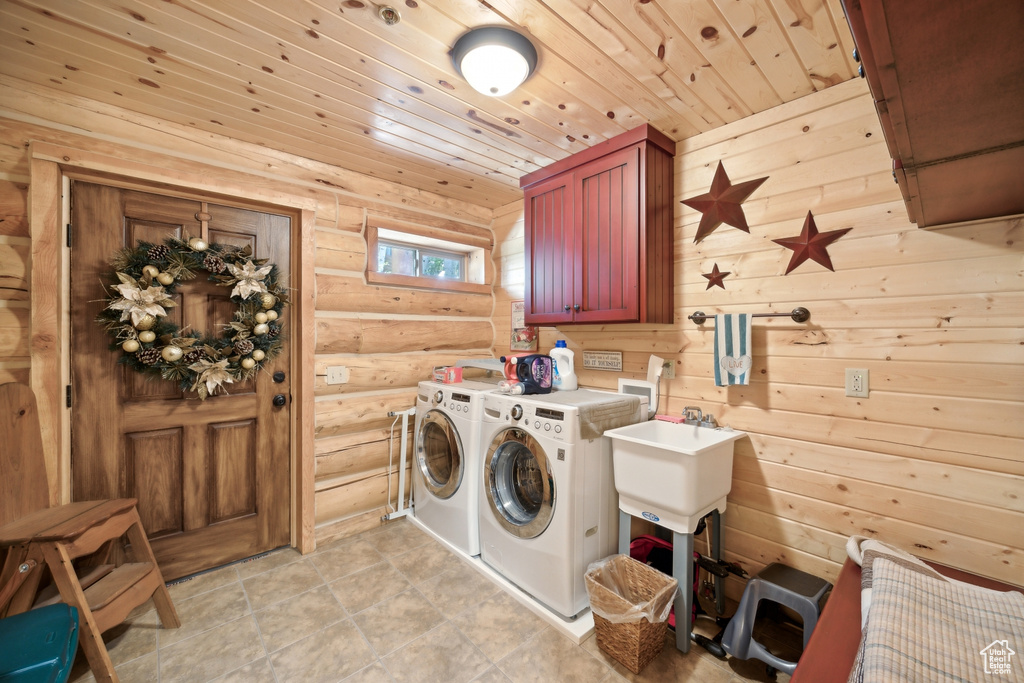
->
(714, 314), (752, 386)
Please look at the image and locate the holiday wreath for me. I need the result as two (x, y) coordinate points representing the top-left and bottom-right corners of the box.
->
(96, 235), (288, 400)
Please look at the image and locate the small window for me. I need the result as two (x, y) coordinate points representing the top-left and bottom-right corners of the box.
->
(377, 240), (466, 282)
(366, 222), (491, 295)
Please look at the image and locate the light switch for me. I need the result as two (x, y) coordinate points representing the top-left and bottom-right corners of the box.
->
(326, 366), (350, 385)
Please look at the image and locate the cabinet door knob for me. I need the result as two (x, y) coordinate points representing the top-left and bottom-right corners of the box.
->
(573, 304), (581, 312)
(564, 304), (571, 312)
(853, 48), (860, 63)
(858, 64), (865, 79)
(273, 394), (287, 407)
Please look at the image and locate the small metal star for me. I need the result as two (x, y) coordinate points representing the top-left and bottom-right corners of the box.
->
(681, 161), (768, 244)
(773, 211), (852, 274)
(702, 263), (731, 290)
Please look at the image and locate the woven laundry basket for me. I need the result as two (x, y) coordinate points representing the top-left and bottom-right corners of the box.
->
(585, 554), (678, 674)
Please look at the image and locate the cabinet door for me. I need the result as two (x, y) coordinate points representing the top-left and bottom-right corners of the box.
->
(573, 145), (640, 323)
(524, 172), (575, 324)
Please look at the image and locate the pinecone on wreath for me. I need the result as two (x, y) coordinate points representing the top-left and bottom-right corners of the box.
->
(136, 348), (162, 365)
(234, 339), (255, 355)
(182, 349), (205, 365)
(203, 254), (226, 273)
(147, 244), (170, 261)
(267, 325), (280, 338)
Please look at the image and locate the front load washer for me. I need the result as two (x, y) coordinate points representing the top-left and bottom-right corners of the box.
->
(413, 379), (497, 556)
(478, 390), (643, 619)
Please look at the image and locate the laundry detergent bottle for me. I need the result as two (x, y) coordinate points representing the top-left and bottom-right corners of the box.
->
(550, 340), (578, 391)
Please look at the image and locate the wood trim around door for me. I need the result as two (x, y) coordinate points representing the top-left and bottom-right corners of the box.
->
(28, 141), (318, 554)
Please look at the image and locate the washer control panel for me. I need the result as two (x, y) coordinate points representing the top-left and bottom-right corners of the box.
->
(508, 404), (573, 441)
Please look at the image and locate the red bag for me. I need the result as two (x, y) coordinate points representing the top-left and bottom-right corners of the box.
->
(628, 535), (699, 630)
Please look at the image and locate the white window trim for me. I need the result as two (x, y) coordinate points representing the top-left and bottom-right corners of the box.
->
(365, 221), (491, 295)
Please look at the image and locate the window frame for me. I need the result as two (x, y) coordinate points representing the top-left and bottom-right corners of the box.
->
(376, 238), (468, 282)
(365, 221), (491, 295)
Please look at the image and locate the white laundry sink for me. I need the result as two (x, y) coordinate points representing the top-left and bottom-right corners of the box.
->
(605, 420), (745, 534)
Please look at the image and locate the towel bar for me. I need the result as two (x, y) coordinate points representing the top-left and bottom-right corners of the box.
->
(688, 308), (810, 325)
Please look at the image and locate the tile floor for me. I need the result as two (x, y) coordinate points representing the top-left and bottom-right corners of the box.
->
(69, 519), (800, 683)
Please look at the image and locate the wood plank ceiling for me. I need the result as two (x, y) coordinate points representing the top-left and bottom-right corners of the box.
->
(0, 0), (859, 208)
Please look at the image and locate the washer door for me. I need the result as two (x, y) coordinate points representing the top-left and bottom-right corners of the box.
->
(417, 409), (464, 499)
(485, 427), (555, 539)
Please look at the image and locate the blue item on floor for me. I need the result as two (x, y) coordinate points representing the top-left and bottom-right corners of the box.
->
(0, 604), (79, 683)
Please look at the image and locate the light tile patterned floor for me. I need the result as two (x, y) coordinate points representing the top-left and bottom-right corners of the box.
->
(68, 519), (799, 683)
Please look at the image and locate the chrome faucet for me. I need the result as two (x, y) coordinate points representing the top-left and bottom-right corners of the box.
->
(683, 406), (702, 426)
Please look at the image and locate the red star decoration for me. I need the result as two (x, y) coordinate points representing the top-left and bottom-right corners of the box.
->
(773, 211), (852, 274)
(681, 161), (768, 244)
(702, 263), (730, 290)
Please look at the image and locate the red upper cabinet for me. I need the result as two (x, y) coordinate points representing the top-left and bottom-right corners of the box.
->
(521, 125), (675, 325)
(841, 0), (1024, 227)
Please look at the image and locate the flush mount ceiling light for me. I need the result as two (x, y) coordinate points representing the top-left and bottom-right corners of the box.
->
(451, 27), (538, 97)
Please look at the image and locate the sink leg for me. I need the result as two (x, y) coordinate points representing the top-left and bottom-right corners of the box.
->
(711, 510), (725, 615)
(618, 510), (631, 555)
(673, 530), (694, 653)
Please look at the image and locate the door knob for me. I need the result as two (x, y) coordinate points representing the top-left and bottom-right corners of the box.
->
(273, 394), (287, 407)
(273, 371), (286, 383)
(573, 304), (580, 312)
(563, 304), (571, 312)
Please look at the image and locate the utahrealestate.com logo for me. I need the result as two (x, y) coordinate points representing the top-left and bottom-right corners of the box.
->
(980, 640), (1016, 676)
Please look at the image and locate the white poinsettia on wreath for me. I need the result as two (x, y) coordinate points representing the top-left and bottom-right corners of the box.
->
(107, 278), (175, 327)
(226, 260), (273, 299)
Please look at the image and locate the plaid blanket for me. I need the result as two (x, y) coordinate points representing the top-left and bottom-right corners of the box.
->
(847, 538), (1024, 682)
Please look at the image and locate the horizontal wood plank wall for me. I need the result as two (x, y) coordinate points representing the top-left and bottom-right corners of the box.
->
(0, 77), (496, 549)
(491, 78), (1024, 589)
(0, 177), (30, 385)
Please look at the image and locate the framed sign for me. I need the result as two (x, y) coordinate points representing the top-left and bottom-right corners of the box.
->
(510, 300), (537, 351)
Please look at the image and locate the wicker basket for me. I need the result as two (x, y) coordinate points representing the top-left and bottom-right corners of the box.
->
(585, 554), (678, 674)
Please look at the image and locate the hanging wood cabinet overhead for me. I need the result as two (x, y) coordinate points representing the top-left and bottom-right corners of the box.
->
(520, 124), (675, 326)
(842, 0), (1024, 228)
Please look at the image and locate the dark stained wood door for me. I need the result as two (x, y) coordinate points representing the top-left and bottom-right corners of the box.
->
(69, 182), (291, 581)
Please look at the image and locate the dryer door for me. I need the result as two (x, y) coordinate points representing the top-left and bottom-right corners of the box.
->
(485, 427), (555, 539)
(417, 409), (464, 499)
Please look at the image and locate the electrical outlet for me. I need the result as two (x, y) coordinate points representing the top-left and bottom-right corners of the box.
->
(662, 360), (676, 380)
(326, 366), (350, 385)
(845, 368), (869, 398)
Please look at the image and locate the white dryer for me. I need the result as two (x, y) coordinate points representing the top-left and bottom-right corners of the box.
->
(478, 390), (643, 619)
(413, 380), (497, 556)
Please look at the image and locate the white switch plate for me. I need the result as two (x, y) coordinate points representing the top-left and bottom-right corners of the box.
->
(326, 366), (350, 385)
(845, 368), (869, 397)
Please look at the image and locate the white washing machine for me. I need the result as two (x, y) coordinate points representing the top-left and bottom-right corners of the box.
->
(413, 379), (498, 556)
(478, 390), (644, 619)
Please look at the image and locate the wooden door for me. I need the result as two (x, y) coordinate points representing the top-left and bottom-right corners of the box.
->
(573, 145), (640, 323)
(69, 182), (291, 581)
(524, 173), (575, 325)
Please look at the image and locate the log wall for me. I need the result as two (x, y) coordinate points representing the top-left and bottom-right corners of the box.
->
(491, 78), (1024, 589)
(0, 76), (495, 547)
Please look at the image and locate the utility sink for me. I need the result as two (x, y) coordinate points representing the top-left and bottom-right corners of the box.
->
(605, 420), (745, 534)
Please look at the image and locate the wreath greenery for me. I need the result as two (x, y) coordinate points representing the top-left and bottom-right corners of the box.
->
(96, 235), (288, 400)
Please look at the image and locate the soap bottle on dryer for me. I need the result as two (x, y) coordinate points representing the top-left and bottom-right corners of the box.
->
(550, 340), (578, 391)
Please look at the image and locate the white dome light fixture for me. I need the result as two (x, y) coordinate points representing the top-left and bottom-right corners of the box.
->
(451, 27), (538, 97)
